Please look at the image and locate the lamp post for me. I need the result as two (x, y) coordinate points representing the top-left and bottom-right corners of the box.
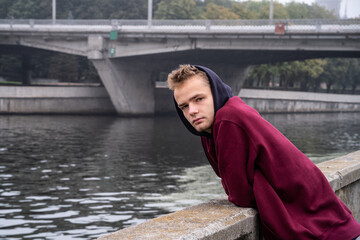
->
(269, 0), (274, 21)
(148, 0), (152, 28)
(52, 0), (56, 24)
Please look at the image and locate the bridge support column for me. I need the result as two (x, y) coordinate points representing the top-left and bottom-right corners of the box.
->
(91, 58), (156, 116)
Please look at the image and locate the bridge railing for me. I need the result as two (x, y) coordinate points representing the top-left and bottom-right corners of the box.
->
(1, 18), (360, 25)
(1, 19), (360, 33)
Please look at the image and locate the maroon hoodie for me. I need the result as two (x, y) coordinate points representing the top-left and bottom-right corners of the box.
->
(174, 65), (360, 240)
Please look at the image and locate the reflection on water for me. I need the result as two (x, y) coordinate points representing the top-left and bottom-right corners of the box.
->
(262, 113), (360, 163)
(0, 112), (359, 239)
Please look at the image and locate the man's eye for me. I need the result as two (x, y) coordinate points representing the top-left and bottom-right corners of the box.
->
(181, 105), (188, 110)
(196, 98), (203, 102)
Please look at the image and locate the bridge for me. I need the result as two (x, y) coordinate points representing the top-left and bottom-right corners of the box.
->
(1, 19), (360, 115)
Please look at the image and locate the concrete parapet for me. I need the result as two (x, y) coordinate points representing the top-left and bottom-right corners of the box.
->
(98, 200), (260, 240)
(0, 86), (115, 114)
(97, 151), (360, 240)
(239, 89), (360, 113)
(318, 151), (360, 221)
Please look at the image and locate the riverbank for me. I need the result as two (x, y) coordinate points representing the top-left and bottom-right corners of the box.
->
(0, 85), (359, 114)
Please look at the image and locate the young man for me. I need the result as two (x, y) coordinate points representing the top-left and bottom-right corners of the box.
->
(167, 64), (360, 240)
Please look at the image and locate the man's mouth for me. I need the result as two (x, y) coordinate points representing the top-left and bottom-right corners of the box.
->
(193, 117), (204, 125)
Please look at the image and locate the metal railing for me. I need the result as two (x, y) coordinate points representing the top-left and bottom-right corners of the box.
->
(1, 18), (360, 25)
(1, 19), (360, 33)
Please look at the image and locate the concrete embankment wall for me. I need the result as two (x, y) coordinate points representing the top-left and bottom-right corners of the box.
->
(1, 86), (359, 114)
(239, 89), (360, 113)
(97, 151), (360, 240)
(0, 86), (116, 114)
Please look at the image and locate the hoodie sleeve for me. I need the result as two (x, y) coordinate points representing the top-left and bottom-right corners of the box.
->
(213, 120), (257, 208)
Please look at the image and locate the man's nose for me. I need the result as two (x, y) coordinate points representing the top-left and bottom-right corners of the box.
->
(189, 104), (198, 115)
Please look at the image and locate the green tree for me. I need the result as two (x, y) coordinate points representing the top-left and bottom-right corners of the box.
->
(318, 59), (348, 93)
(0, 54), (22, 82)
(247, 63), (278, 88)
(285, 2), (309, 19)
(307, 3), (336, 19)
(48, 54), (79, 82)
(204, 0), (232, 8)
(285, 2), (336, 19)
(248, 59), (326, 91)
(240, 1), (288, 19)
(155, 0), (200, 19)
(203, 3), (239, 19)
(299, 59), (326, 91)
(65, 0), (147, 19)
(276, 61), (295, 89)
(334, 59), (360, 94)
(230, 3), (256, 19)
(0, 0), (13, 18)
(348, 59), (360, 94)
(6, 0), (52, 19)
(45, 53), (99, 83)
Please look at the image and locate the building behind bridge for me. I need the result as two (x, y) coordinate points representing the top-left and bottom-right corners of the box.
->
(315, 0), (342, 18)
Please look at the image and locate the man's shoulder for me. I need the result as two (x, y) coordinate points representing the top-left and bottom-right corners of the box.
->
(215, 97), (261, 124)
(218, 97), (255, 116)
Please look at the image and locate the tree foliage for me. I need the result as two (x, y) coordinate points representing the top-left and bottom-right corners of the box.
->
(285, 2), (336, 19)
(155, 0), (200, 19)
(247, 58), (359, 94)
(0, 0), (338, 20)
(203, 3), (238, 19)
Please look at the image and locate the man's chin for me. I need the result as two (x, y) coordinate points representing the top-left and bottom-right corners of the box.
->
(194, 125), (210, 134)
(193, 126), (204, 133)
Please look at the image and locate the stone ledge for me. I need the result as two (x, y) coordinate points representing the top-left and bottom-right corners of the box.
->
(317, 151), (360, 192)
(97, 199), (259, 240)
(239, 89), (360, 103)
(97, 151), (360, 240)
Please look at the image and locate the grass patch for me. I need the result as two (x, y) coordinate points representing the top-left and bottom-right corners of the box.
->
(0, 81), (22, 85)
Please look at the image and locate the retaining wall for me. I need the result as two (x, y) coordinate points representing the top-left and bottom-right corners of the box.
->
(1, 86), (359, 114)
(0, 86), (116, 114)
(97, 150), (360, 240)
(239, 89), (360, 113)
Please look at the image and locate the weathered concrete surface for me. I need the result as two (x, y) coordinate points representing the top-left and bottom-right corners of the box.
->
(0, 86), (115, 114)
(317, 151), (360, 221)
(97, 151), (360, 240)
(91, 58), (157, 116)
(97, 200), (259, 240)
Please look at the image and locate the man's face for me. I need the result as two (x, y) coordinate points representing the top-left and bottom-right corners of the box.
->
(174, 75), (214, 134)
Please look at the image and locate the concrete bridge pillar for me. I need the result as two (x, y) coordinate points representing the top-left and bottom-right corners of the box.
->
(88, 35), (163, 116)
(91, 58), (156, 116)
(88, 36), (251, 115)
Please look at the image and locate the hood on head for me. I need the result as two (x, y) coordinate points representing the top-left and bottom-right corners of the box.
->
(173, 65), (233, 136)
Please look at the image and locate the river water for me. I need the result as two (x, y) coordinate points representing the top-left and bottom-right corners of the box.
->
(0, 113), (359, 239)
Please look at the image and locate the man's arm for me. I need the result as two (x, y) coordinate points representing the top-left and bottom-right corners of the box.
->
(214, 120), (257, 208)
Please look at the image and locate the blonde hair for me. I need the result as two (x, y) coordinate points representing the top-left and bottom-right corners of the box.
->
(167, 64), (208, 91)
